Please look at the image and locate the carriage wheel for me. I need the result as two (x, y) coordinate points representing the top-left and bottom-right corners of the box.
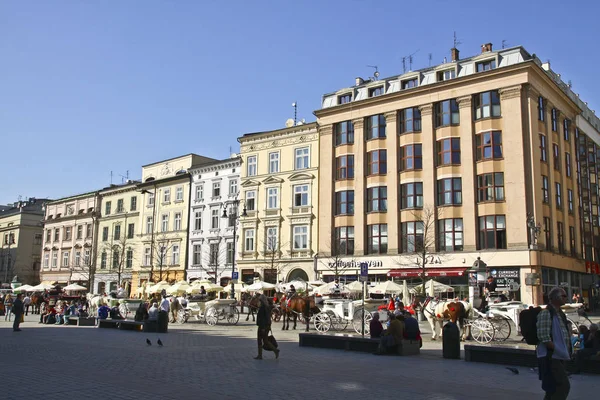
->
(271, 307), (282, 322)
(470, 318), (495, 344)
(119, 304), (128, 319)
(491, 317), (511, 341)
(227, 307), (240, 324)
(177, 309), (188, 324)
(205, 307), (218, 326)
(314, 312), (332, 333)
(352, 309), (372, 335)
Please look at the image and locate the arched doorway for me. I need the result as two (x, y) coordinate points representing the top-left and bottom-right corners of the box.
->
(287, 268), (309, 282)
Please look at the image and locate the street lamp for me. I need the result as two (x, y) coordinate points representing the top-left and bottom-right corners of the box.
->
(222, 199), (247, 300)
(139, 188), (157, 282)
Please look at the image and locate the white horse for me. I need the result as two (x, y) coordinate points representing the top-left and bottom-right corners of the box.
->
(423, 297), (472, 341)
(86, 293), (110, 315)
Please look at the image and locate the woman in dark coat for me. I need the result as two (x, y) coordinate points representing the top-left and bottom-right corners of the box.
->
(254, 294), (279, 360)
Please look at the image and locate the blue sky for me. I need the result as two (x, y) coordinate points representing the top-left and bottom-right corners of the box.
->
(1, 0), (599, 204)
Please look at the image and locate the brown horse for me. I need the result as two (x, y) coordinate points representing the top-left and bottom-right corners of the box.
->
(280, 294), (318, 330)
(30, 293), (46, 314)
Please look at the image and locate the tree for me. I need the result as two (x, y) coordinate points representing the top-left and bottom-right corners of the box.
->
(257, 238), (292, 284)
(192, 237), (232, 285)
(95, 214), (139, 289)
(153, 232), (178, 283)
(317, 229), (357, 281)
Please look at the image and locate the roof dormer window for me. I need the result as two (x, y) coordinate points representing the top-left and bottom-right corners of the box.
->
(437, 69), (456, 82)
(401, 78), (419, 89)
(338, 93), (352, 104)
(368, 86), (384, 98)
(476, 59), (496, 72)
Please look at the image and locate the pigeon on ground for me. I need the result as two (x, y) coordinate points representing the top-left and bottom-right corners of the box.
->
(506, 367), (519, 375)
(146, 338), (152, 346)
(157, 338), (163, 346)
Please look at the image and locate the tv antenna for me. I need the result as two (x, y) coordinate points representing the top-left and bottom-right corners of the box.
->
(453, 31), (462, 48)
(292, 102), (298, 126)
(402, 49), (419, 73)
(428, 53), (433, 66)
(367, 65), (380, 80)
(502, 39), (508, 49)
(119, 170), (130, 183)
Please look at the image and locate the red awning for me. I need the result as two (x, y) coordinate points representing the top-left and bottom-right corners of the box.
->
(387, 268), (467, 278)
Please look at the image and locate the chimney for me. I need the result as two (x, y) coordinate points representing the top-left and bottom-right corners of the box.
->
(481, 43), (493, 53)
(355, 77), (364, 86)
(451, 47), (460, 62)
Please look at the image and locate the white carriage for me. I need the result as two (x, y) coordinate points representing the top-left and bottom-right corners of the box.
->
(117, 298), (144, 319)
(177, 298), (240, 326)
(313, 298), (386, 334)
(465, 301), (529, 344)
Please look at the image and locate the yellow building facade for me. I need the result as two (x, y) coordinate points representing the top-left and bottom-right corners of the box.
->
(238, 122), (319, 284)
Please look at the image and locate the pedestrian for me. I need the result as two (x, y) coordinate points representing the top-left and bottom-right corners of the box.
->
(536, 286), (571, 400)
(170, 296), (181, 323)
(573, 323), (600, 374)
(369, 312), (383, 338)
(12, 293), (24, 332)
(23, 293), (31, 316)
(4, 294), (13, 321)
(158, 293), (170, 333)
(254, 294), (279, 360)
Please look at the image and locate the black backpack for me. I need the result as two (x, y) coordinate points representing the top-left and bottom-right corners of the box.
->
(519, 306), (544, 345)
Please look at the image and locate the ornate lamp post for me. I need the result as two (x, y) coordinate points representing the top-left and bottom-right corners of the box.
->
(222, 199), (247, 299)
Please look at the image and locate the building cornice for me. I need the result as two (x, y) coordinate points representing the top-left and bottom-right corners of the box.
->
(190, 159), (241, 175)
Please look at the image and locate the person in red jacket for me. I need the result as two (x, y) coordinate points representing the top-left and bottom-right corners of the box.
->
(387, 297), (395, 312)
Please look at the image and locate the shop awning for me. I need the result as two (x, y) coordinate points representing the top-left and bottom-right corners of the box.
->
(387, 267), (468, 278)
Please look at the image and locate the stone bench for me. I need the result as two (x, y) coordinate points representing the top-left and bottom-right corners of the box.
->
(118, 320), (143, 331)
(97, 319), (121, 329)
(299, 333), (420, 356)
(67, 316), (96, 327)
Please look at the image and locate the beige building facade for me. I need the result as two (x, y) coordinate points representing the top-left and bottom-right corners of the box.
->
(315, 43), (600, 306)
(238, 123), (319, 284)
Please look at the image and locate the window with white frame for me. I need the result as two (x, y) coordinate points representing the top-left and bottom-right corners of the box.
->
(226, 241), (234, 264)
(293, 226), (309, 250)
(246, 190), (256, 211)
(211, 208), (219, 229)
(196, 184), (203, 200)
(209, 243), (219, 265)
(294, 184), (309, 207)
(295, 147), (309, 170)
(247, 156), (257, 176)
(112, 251), (119, 269)
(44, 254), (49, 268)
(213, 182), (221, 197)
(62, 251), (69, 267)
(52, 252), (58, 268)
(148, 192), (155, 206)
(158, 246), (167, 266)
(175, 186), (184, 201)
(163, 188), (171, 203)
(77, 225), (83, 239)
(244, 229), (255, 252)
(229, 180), (238, 195)
(194, 211), (202, 231)
(84, 249), (90, 266)
(86, 224), (92, 238)
(174, 212), (182, 231)
(100, 252), (107, 269)
(75, 251), (81, 266)
(126, 249), (133, 268)
(144, 247), (151, 266)
(266, 227), (278, 251)
(267, 187), (279, 209)
(172, 245), (180, 265)
(269, 152), (280, 173)
(193, 244), (202, 265)
(161, 214), (169, 232)
(146, 216), (153, 234)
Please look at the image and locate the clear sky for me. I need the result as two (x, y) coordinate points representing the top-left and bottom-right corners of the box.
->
(1, 0), (599, 204)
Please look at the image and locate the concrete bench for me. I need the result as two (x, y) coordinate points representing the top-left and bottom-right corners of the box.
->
(67, 316), (96, 327)
(97, 319), (121, 329)
(299, 333), (420, 356)
(118, 320), (143, 331)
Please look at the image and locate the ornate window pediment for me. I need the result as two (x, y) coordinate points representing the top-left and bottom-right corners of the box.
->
(262, 176), (284, 185)
(241, 179), (261, 188)
(288, 172), (314, 181)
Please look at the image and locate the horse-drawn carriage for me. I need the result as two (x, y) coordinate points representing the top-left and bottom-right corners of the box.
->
(177, 298), (240, 326)
(313, 298), (386, 334)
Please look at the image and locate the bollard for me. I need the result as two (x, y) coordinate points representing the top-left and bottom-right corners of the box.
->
(442, 322), (461, 359)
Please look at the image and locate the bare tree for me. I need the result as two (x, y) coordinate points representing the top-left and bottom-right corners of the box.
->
(317, 229), (357, 281)
(153, 232), (178, 283)
(193, 238), (233, 285)
(95, 214), (139, 288)
(257, 238), (292, 284)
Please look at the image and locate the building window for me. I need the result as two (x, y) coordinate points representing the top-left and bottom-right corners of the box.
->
(84, 250), (90, 266)
(338, 93), (352, 104)
(557, 222), (565, 254)
(401, 78), (418, 89)
(52, 252), (58, 268)
(366, 114), (386, 139)
(438, 218), (463, 251)
(269, 152), (280, 174)
(174, 213), (182, 231)
(148, 192), (155, 207)
(196, 184), (204, 200)
(112, 250), (120, 269)
(567, 189), (574, 214)
(477, 173), (505, 202)
(293, 226), (309, 250)
(434, 99), (459, 127)
(267, 187), (279, 209)
(334, 226), (354, 255)
(194, 211), (202, 231)
(144, 247), (151, 266)
(400, 144), (422, 170)
(158, 246), (167, 267)
(540, 134), (547, 162)
(401, 221), (423, 252)
(335, 121), (354, 146)
(172, 245), (180, 265)
(62, 251), (69, 267)
(102, 227), (109, 241)
(213, 182), (221, 197)
(544, 217), (552, 251)
(437, 138), (461, 166)
(476, 59), (496, 72)
(553, 144), (560, 170)
(146, 217), (153, 234)
(211, 209), (219, 229)
(569, 226), (576, 257)
(100, 252), (107, 269)
(542, 176), (550, 203)
(538, 96), (545, 121)
(437, 178), (462, 206)
(130, 196), (137, 211)
(247, 156), (257, 176)
(161, 215), (169, 232)
(478, 215), (506, 249)
(563, 119), (570, 142)
(105, 201), (111, 215)
(193, 244), (202, 265)
(116, 199), (124, 213)
(476, 131), (503, 160)
(126, 249), (133, 268)
(551, 109), (558, 131)
(163, 188), (171, 203)
(114, 225), (121, 240)
(229, 180), (238, 195)
(226, 242), (234, 264)
(437, 69), (456, 81)
(369, 86), (384, 97)
(294, 185), (309, 207)
(128, 223), (135, 239)
(399, 107), (421, 134)
(367, 224), (388, 254)
(34, 233), (42, 245)
(555, 183), (562, 209)
(54, 228), (60, 242)
(44, 254), (49, 268)
(175, 186), (183, 201)
(401, 182), (423, 209)
(65, 227), (72, 241)
(86, 224), (92, 238)
(367, 186), (387, 212)
(245, 191), (256, 211)
(367, 150), (387, 175)
(266, 227), (278, 252)
(335, 191), (355, 215)
(565, 152), (571, 177)
(295, 147), (310, 170)
(244, 229), (255, 252)
(46, 229), (51, 243)
(474, 91), (501, 120)
(336, 155), (354, 180)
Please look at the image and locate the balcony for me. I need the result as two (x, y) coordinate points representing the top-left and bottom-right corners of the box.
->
(264, 209), (281, 218)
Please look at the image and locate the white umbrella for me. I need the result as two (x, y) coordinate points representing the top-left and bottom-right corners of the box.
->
(307, 279), (326, 286)
(233, 282), (247, 292)
(246, 280), (277, 291)
(313, 281), (350, 295)
(410, 280), (454, 295)
(187, 280), (224, 293)
(428, 279), (435, 297)
(149, 281), (171, 294)
(167, 281), (191, 295)
(369, 280), (404, 295)
(30, 283), (55, 291)
(402, 280), (410, 303)
(63, 283), (88, 291)
(280, 280), (313, 292)
(14, 284), (34, 292)
(346, 281), (364, 293)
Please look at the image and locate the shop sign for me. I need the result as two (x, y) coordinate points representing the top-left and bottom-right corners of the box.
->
(490, 268), (520, 290)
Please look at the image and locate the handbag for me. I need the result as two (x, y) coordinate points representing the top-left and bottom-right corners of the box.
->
(263, 329), (278, 350)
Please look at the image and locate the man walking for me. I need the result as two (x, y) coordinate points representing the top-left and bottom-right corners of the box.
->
(159, 292), (170, 333)
(537, 286), (572, 399)
(12, 293), (24, 332)
(23, 294), (31, 316)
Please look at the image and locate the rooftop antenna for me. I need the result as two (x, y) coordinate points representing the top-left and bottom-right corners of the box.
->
(428, 53), (433, 66)
(568, 80), (573, 89)
(502, 40), (507, 49)
(453, 31), (462, 49)
(119, 170), (130, 183)
(292, 102), (297, 126)
(110, 171), (113, 185)
(367, 65), (380, 80)
(402, 49), (419, 73)
(402, 57), (406, 73)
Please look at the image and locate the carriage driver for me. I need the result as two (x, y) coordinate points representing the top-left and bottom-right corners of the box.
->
(286, 285), (297, 307)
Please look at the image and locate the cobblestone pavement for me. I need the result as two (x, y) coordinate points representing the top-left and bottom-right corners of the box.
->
(1, 313), (597, 400)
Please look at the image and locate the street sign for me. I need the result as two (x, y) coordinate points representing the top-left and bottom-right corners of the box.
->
(232, 271), (239, 283)
(359, 262), (368, 282)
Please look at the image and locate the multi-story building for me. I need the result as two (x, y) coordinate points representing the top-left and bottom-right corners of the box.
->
(0, 198), (47, 286)
(41, 192), (100, 288)
(94, 181), (140, 294)
(238, 122), (319, 284)
(131, 154), (216, 295)
(315, 43), (600, 306)
(187, 157), (241, 283)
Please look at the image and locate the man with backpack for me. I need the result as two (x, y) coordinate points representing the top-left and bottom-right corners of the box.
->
(536, 287), (572, 400)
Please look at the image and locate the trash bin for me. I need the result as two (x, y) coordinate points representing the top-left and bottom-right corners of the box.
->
(442, 321), (461, 359)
